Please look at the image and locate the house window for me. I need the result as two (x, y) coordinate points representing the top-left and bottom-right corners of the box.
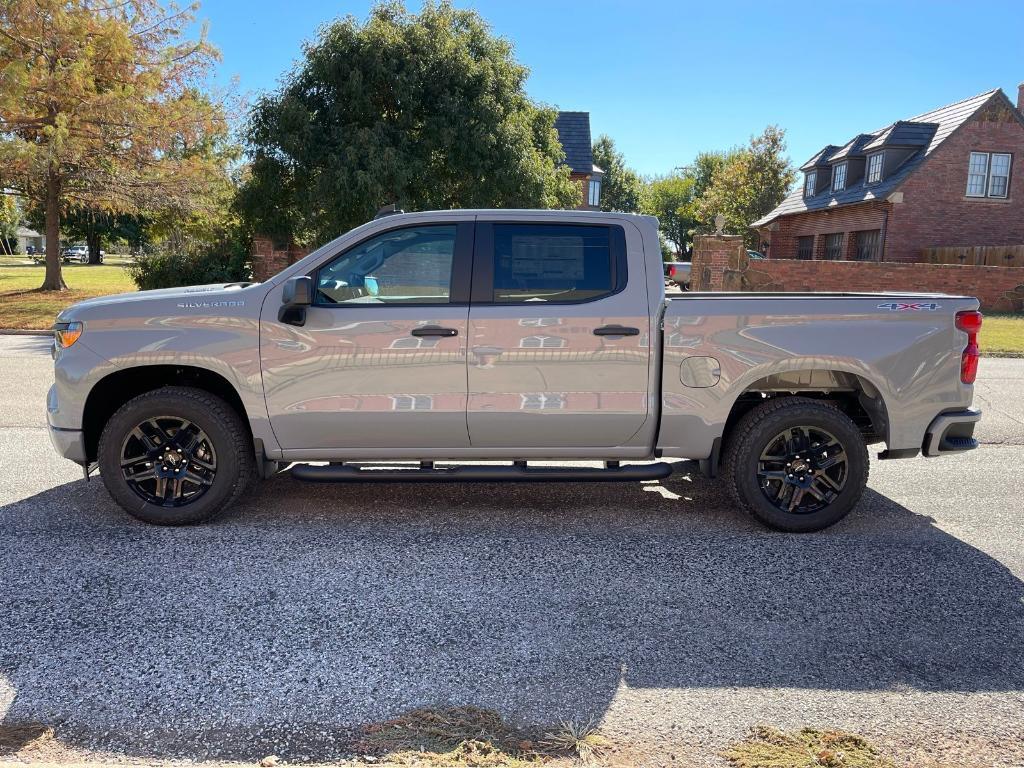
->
(804, 171), (817, 197)
(588, 178), (601, 207)
(832, 163), (847, 192)
(966, 152), (1012, 198)
(866, 153), (884, 184)
(390, 336), (439, 349)
(854, 230), (881, 261)
(824, 233), (844, 260)
(989, 153), (1011, 197)
(797, 236), (814, 260)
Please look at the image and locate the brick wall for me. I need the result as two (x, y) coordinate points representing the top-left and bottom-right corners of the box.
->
(251, 237), (311, 282)
(744, 259), (1024, 312)
(887, 98), (1024, 260)
(569, 171), (595, 210)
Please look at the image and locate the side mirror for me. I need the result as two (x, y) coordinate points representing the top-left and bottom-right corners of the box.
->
(279, 276), (312, 326)
(282, 276), (312, 307)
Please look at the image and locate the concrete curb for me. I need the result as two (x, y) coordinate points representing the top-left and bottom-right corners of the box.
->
(0, 329), (52, 336)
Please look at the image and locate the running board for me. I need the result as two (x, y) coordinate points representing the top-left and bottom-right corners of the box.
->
(289, 461), (674, 484)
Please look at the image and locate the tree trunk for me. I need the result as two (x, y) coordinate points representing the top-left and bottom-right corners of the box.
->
(87, 230), (102, 264)
(40, 170), (67, 291)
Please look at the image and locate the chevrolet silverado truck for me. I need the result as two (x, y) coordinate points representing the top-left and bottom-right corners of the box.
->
(48, 210), (983, 531)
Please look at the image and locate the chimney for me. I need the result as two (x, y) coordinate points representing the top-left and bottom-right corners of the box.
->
(1018, 82), (1024, 113)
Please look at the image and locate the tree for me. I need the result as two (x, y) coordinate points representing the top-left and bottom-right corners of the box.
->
(591, 135), (644, 213)
(0, 0), (227, 290)
(0, 196), (20, 254)
(697, 126), (796, 248)
(643, 174), (698, 258)
(237, 1), (579, 246)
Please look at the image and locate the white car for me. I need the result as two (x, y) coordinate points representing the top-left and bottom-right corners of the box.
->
(62, 244), (104, 264)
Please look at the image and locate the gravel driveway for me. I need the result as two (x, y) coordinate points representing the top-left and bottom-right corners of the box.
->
(1, 336), (1022, 767)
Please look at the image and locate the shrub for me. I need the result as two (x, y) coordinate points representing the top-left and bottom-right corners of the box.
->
(126, 240), (250, 291)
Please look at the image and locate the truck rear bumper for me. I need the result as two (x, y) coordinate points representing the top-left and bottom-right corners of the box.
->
(922, 408), (981, 457)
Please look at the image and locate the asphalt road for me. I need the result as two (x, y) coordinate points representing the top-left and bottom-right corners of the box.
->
(1, 335), (1023, 767)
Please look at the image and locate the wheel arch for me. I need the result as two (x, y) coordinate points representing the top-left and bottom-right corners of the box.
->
(722, 367), (891, 449)
(82, 365), (253, 463)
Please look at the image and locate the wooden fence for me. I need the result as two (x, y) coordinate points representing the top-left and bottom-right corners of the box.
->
(920, 245), (1024, 267)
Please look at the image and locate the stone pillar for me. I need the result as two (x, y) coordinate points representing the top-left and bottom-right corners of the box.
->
(691, 233), (749, 291)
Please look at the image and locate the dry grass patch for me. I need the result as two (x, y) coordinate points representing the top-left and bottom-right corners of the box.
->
(723, 726), (895, 768)
(355, 706), (615, 766)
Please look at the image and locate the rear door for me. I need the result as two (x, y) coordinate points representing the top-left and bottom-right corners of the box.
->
(466, 218), (652, 449)
(261, 221), (473, 452)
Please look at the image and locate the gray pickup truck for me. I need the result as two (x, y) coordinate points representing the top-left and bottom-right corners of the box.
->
(48, 210), (983, 531)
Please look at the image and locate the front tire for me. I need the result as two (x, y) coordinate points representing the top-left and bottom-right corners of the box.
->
(97, 386), (255, 525)
(722, 397), (868, 532)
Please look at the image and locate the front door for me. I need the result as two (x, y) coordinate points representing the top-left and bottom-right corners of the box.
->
(261, 222), (473, 452)
(466, 219), (652, 449)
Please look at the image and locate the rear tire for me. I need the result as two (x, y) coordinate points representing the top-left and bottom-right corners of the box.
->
(97, 386), (255, 525)
(722, 396), (868, 532)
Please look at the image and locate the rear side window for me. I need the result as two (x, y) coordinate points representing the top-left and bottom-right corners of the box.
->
(489, 224), (619, 303)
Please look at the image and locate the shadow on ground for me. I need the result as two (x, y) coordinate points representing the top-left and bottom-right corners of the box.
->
(2, 464), (1022, 761)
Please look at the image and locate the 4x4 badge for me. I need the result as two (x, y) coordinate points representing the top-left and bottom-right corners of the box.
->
(877, 302), (940, 311)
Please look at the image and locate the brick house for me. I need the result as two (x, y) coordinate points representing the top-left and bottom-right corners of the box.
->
(753, 86), (1024, 262)
(553, 111), (604, 210)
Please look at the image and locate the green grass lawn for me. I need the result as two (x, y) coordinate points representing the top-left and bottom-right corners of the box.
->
(982, 314), (1024, 356)
(0, 263), (136, 329)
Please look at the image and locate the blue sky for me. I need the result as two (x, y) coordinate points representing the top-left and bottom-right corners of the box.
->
(193, 0), (1024, 177)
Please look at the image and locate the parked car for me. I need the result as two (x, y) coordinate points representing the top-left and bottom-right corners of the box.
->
(62, 244), (104, 264)
(48, 210), (982, 532)
(664, 261), (691, 289)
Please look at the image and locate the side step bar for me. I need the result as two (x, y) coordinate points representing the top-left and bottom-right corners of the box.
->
(290, 461), (674, 484)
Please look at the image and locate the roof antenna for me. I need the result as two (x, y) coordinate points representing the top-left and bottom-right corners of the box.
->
(374, 203), (404, 219)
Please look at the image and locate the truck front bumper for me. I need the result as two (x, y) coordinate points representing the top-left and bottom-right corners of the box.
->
(922, 408), (981, 457)
(48, 423), (88, 463)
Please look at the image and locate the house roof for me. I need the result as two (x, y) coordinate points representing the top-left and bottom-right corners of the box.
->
(753, 88), (1006, 228)
(15, 226), (41, 238)
(799, 145), (839, 171)
(553, 111), (598, 175)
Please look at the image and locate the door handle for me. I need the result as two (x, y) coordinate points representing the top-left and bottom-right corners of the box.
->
(410, 326), (459, 337)
(593, 325), (640, 336)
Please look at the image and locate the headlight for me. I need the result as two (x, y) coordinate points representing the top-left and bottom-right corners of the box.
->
(53, 321), (83, 349)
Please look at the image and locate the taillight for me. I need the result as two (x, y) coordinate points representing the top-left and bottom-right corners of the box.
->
(955, 310), (982, 384)
(669, 265), (677, 277)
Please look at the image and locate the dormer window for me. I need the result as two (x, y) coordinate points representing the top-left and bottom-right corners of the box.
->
(804, 171), (817, 197)
(867, 152), (884, 184)
(832, 162), (847, 192)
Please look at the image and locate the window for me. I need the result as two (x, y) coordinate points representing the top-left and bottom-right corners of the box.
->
(519, 335), (566, 349)
(588, 178), (601, 207)
(804, 171), (817, 196)
(989, 153), (1011, 197)
(854, 230), (881, 261)
(522, 393), (566, 410)
(824, 233), (844, 260)
(832, 162), (847, 192)
(966, 152), (989, 196)
(966, 151), (1012, 198)
(797, 236), (814, 260)
(490, 224), (618, 303)
(867, 152), (884, 184)
(316, 225), (456, 305)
